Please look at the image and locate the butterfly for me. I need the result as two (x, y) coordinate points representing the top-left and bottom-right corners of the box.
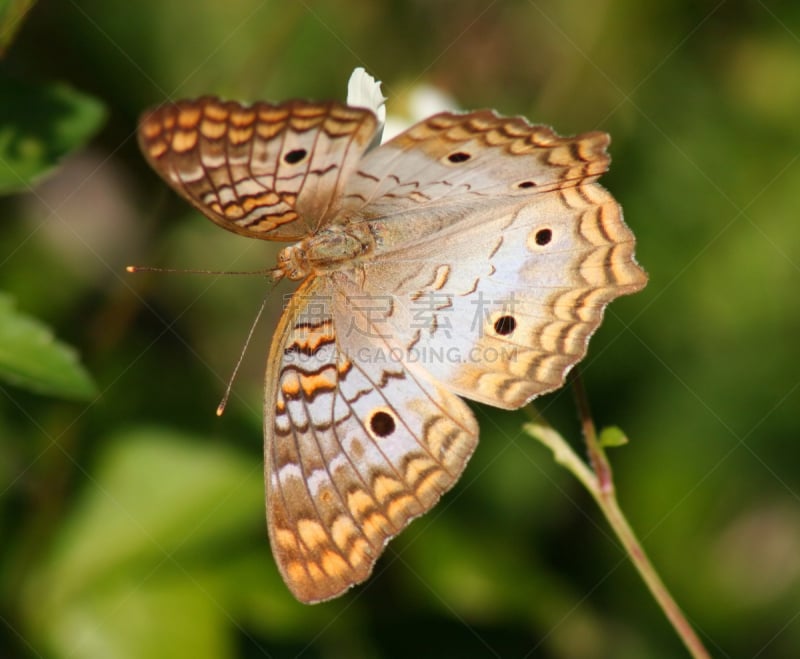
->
(137, 78), (647, 603)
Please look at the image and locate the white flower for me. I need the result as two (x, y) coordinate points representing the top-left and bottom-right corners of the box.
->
(345, 68), (460, 145)
(347, 68), (386, 147)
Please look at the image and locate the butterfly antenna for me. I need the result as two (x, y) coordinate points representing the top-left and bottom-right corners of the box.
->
(216, 275), (283, 416)
(126, 262), (285, 415)
(126, 265), (276, 276)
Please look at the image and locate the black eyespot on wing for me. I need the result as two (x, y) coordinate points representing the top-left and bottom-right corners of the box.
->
(447, 151), (471, 163)
(517, 181), (536, 189)
(493, 315), (517, 336)
(369, 410), (396, 438)
(284, 148), (307, 164)
(535, 228), (552, 246)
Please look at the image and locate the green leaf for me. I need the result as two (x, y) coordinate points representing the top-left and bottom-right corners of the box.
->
(23, 429), (266, 659)
(0, 0), (35, 55)
(598, 425), (629, 448)
(42, 580), (231, 659)
(0, 291), (96, 399)
(0, 74), (105, 194)
(40, 429), (264, 594)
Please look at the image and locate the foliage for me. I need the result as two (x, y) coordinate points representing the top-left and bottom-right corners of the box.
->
(0, 74), (105, 194)
(0, 291), (95, 399)
(2, 1), (799, 658)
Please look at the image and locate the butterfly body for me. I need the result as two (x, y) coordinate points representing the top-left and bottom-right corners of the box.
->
(277, 222), (376, 281)
(139, 95), (646, 603)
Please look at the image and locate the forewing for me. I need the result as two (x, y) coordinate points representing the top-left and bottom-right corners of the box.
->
(339, 111), (647, 408)
(138, 98), (379, 241)
(342, 110), (610, 222)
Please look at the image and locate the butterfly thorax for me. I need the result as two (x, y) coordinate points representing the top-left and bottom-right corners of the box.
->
(277, 223), (375, 281)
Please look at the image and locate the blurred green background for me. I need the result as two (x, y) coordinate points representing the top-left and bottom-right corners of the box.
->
(1, 1), (799, 657)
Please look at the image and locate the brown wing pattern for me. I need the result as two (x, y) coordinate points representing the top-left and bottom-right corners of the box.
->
(138, 97), (379, 241)
(343, 110), (613, 221)
(264, 278), (478, 603)
(341, 113), (647, 409)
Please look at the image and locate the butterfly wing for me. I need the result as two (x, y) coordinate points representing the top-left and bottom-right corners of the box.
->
(343, 110), (610, 221)
(265, 276), (478, 603)
(138, 98), (379, 241)
(341, 111), (647, 408)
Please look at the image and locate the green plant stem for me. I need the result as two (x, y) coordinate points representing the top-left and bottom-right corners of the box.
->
(523, 370), (711, 659)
